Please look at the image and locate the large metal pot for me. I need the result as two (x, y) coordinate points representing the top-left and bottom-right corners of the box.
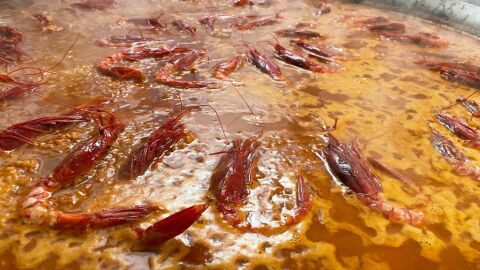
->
(347, 0), (480, 36)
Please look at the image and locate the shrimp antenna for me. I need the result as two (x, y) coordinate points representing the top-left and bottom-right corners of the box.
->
(47, 33), (80, 72)
(197, 104), (229, 144)
(230, 83), (254, 116)
(440, 90), (477, 111)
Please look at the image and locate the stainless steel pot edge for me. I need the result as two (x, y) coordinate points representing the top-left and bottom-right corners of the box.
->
(346, 0), (480, 37)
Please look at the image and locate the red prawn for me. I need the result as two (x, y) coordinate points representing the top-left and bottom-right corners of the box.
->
(415, 59), (480, 89)
(123, 109), (194, 179)
(244, 45), (283, 81)
(435, 112), (480, 148)
(155, 50), (221, 88)
(134, 204), (208, 245)
(0, 26), (24, 67)
(267, 38), (335, 73)
(366, 22), (406, 34)
(96, 46), (192, 81)
(430, 127), (480, 180)
(70, 0), (115, 11)
(210, 138), (312, 234)
(234, 13), (281, 30)
(275, 29), (325, 39)
(318, 133), (425, 226)
(212, 55), (244, 80)
(381, 32), (448, 48)
(290, 39), (349, 63)
(171, 20), (197, 36)
(456, 96), (480, 117)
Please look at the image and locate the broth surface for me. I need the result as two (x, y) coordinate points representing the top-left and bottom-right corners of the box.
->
(1, 0), (480, 269)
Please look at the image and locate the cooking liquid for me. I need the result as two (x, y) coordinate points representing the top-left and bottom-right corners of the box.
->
(0, 0), (480, 269)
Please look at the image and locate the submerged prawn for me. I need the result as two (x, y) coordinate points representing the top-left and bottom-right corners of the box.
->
(383, 32), (448, 48)
(95, 34), (151, 48)
(275, 29), (325, 39)
(210, 138), (312, 234)
(318, 133), (424, 226)
(171, 20), (197, 36)
(234, 14), (281, 30)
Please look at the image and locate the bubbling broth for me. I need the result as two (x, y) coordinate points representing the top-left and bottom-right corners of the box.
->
(0, 0), (480, 269)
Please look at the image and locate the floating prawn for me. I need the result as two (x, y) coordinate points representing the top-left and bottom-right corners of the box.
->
(134, 204), (208, 245)
(267, 39), (335, 73)
(122, 109), (195, 179)
(245, 45), (283, 81)
(275, 29), (325, 39)
(233, 0), (250, 6)
(430, 127), (480, 180)
(415, 59), (480, 89)
(457, 96), (480, 117)
(212, 55), (244, 80)
(96, 46), (191, 81)
(435, 112), (480, 148)
(210, 138), (311, 234)
(0, 98), (108, 151)
(290, 39), (349, 63)
(318, 133), (424, 226)
(21, 109), (160, 230)
(155, 50), (220, 88)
